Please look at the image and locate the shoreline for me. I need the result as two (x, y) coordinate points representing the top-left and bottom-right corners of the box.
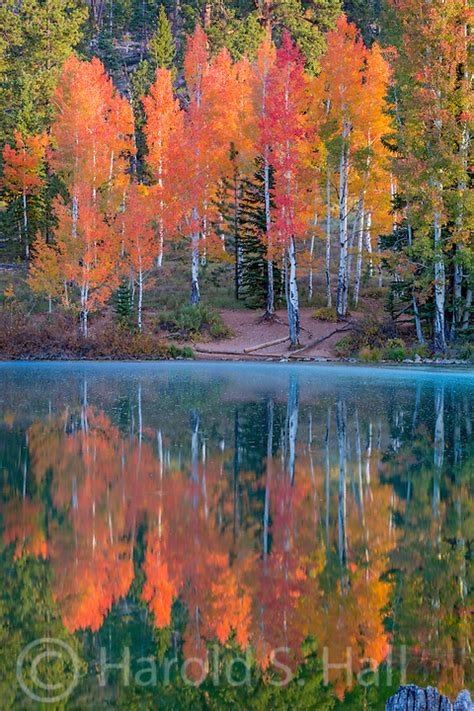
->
(0, 352), (472, 368)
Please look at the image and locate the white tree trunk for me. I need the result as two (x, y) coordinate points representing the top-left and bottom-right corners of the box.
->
(326, 162), (332, 307)
(433, 208), (447, 352)
(22, 190), (29, 259)
(191, 207), (200, 304)
(137, 264), (143, 333)
(287, 237), (300, 346)
(365, 211), (373, 278)
(308, 190), (317, 301)
(462, 288), (472, 330)
(264, 156), (274, 316)
(353, 208), (365, 306)
(336, 129), (349, 318)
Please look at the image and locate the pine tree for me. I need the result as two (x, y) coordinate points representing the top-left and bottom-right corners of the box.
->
(148, 6), (176, 73)
(239, 159), (282, 309)
(0, 0), (87, 143)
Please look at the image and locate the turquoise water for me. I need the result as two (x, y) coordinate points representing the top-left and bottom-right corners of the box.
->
(0, 362), (472, 708)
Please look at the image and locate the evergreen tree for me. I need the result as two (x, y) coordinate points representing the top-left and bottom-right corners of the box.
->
(113, 279), (135, 329)
(239, 159), (282, 309)
(0, 0), (87, 143)
(148, 5), (176, 72)
(128, 59), (154, 178)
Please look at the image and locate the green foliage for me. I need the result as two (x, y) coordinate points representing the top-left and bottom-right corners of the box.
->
(313, 306), (338, 321)
(410, 342), (432, 359)
(334, 335), (353, 357)
(158, 303), (233, 339)
(148, 6), (176, 72)
(129, 59), (154, 178)
(227, 14), (266, 61)
(237, 159), (283, 309)
(0, 0), (87, 143)
(113, 280), (135, 329)
(334, 316), (401, 358)
(167, 343), (195, 358)
(382, 338), (407, 362)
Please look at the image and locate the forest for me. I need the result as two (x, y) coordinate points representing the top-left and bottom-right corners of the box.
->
(0, 0), (472, 360)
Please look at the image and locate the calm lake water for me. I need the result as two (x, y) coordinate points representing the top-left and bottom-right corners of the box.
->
(0, 362), (472, 708)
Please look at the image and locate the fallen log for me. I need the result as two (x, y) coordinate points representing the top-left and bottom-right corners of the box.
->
(243, 336), (290, 353)
(288, 325), (353, 358)
(194, 347), (280, 359)
(385, 685), (473, 710)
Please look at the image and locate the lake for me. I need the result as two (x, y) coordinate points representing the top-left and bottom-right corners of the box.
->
(0, 362), (472, 708)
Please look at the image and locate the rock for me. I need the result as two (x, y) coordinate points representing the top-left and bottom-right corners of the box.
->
(386, 685), (453, 710)
(454, 691), (473, 710)
(414, 354), (422, 362)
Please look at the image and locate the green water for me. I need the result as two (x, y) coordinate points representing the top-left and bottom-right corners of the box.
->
(0, 362), (472, 709)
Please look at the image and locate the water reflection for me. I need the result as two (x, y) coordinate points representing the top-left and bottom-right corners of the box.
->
(0, 364), (472, 707)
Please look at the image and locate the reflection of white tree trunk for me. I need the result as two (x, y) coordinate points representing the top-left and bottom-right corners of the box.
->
(308, 413), (319, 536)
(191, 410), (199, 509)
(286, 376), (299, 485)
(325, 163), (332, 307)
(233, 409), (240, 539)
(325, 409), (331, 550)
(336, 400), (348, 575)
(264, 399), (273, 560)
(433, 385), (444, 518)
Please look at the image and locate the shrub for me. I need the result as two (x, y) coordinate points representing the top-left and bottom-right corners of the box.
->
(360, 285), (387, 300)
(158, 303), (232, 340)
(382, 338), (407, 362)
(347, 315), (398, 351)
(167, 344), (195, 359)
(0, 312), (193, 361)
(411, 343), (432, 359)
(313, 306), (338, 322)
(359, 346), (382, 362)
(334, 336), (354, 357)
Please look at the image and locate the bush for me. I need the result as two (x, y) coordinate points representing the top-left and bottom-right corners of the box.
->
(359, 346), (382, 362)
(0, 312), (193, 360)
(346, 315), (398, 352)
(334, 336), (353, 357)
(158, 303), (232, 340)
(313, 306), (338, 322)
(360, 285), (387, 300)
(167, 344), (195, 359)
(411, 343), (432, 359)
(382, 338), (407, 362)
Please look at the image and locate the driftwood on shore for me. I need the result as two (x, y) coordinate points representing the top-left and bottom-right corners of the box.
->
(243, 336), (290, 353)
(385, 685), (473, 710)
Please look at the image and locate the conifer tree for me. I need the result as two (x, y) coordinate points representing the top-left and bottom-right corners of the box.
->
(148, 6), (176, 73)
(239, 158), (282, 309)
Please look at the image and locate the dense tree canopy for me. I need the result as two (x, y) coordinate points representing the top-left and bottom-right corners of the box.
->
(0, 0), (471, 352)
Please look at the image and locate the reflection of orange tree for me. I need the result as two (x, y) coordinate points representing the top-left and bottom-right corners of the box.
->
(292, 431), (394, 699)
(139, 410), (397, 692)
(381, 416), (473, 699)
(141, 451), (254, 676)
(25, 406), (160, 632)
(4, 399), (397, 696)
(3, 499), (47, 560)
